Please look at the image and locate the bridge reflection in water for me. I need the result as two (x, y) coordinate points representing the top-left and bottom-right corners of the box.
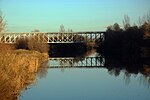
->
(47, 57), (105, 68)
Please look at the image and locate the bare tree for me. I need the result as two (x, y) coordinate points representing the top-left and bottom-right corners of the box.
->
(137, 16), (143, 27)
(106, 25), (113, 32)
(0, 10), (6, 32)
(144, 22), (150, 39)
(106, 23), (120, 31)
(146, 10), (150, 23)
(140, 10), (150, 39)
(138, 10), (150, 27)
(59, 24), (65, 32)
(113, 23), (120, 31)
(142, 10), (150, 24)
(32, 29), (40, 32)
(68, 28), (73, 32)
(123, 15), (130, 30)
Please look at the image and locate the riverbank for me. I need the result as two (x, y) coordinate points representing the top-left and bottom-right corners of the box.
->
(0, 44), (49, 100)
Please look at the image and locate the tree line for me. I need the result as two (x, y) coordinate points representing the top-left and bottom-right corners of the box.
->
(97, 11), (150, 58)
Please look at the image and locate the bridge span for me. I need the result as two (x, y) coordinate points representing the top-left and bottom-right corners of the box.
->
(0, 32), (105, 43)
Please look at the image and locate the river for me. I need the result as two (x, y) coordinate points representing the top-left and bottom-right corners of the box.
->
(20, 51), (150, 100)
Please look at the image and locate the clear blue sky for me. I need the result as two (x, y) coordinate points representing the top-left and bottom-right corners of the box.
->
(0, 0), (150, 32)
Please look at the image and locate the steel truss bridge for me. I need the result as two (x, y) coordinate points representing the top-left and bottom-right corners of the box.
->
(48, 57), (105, 68)
(0, 32), (105, 43)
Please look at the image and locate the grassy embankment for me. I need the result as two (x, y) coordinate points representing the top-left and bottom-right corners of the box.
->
(0, 37), (49, 100)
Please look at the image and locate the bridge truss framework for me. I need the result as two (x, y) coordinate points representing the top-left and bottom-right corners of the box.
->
(0, 32), (105, 43)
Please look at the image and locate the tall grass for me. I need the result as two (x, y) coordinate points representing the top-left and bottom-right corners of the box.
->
(0, 44), (15, 53)
(0, 49), (48, 100)
(0, 34), (49, 100)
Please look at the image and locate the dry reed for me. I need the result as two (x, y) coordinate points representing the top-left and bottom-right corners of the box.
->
(0, 44), (48, 100)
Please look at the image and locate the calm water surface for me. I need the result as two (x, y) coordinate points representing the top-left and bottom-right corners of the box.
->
(20, 52), (150, 100)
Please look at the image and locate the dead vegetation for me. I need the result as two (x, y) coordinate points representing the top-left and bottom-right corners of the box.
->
(0, 48), (48, 100)
(0, 34), (49, 100)
(15, 34), (49, 53)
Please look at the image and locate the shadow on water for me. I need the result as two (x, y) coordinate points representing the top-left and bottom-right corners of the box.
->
(100, 53), (150, 87)
(48, 43), (87, 57)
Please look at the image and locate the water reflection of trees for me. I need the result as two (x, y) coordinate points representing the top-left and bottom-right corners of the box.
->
(105, 56), (150, 87)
